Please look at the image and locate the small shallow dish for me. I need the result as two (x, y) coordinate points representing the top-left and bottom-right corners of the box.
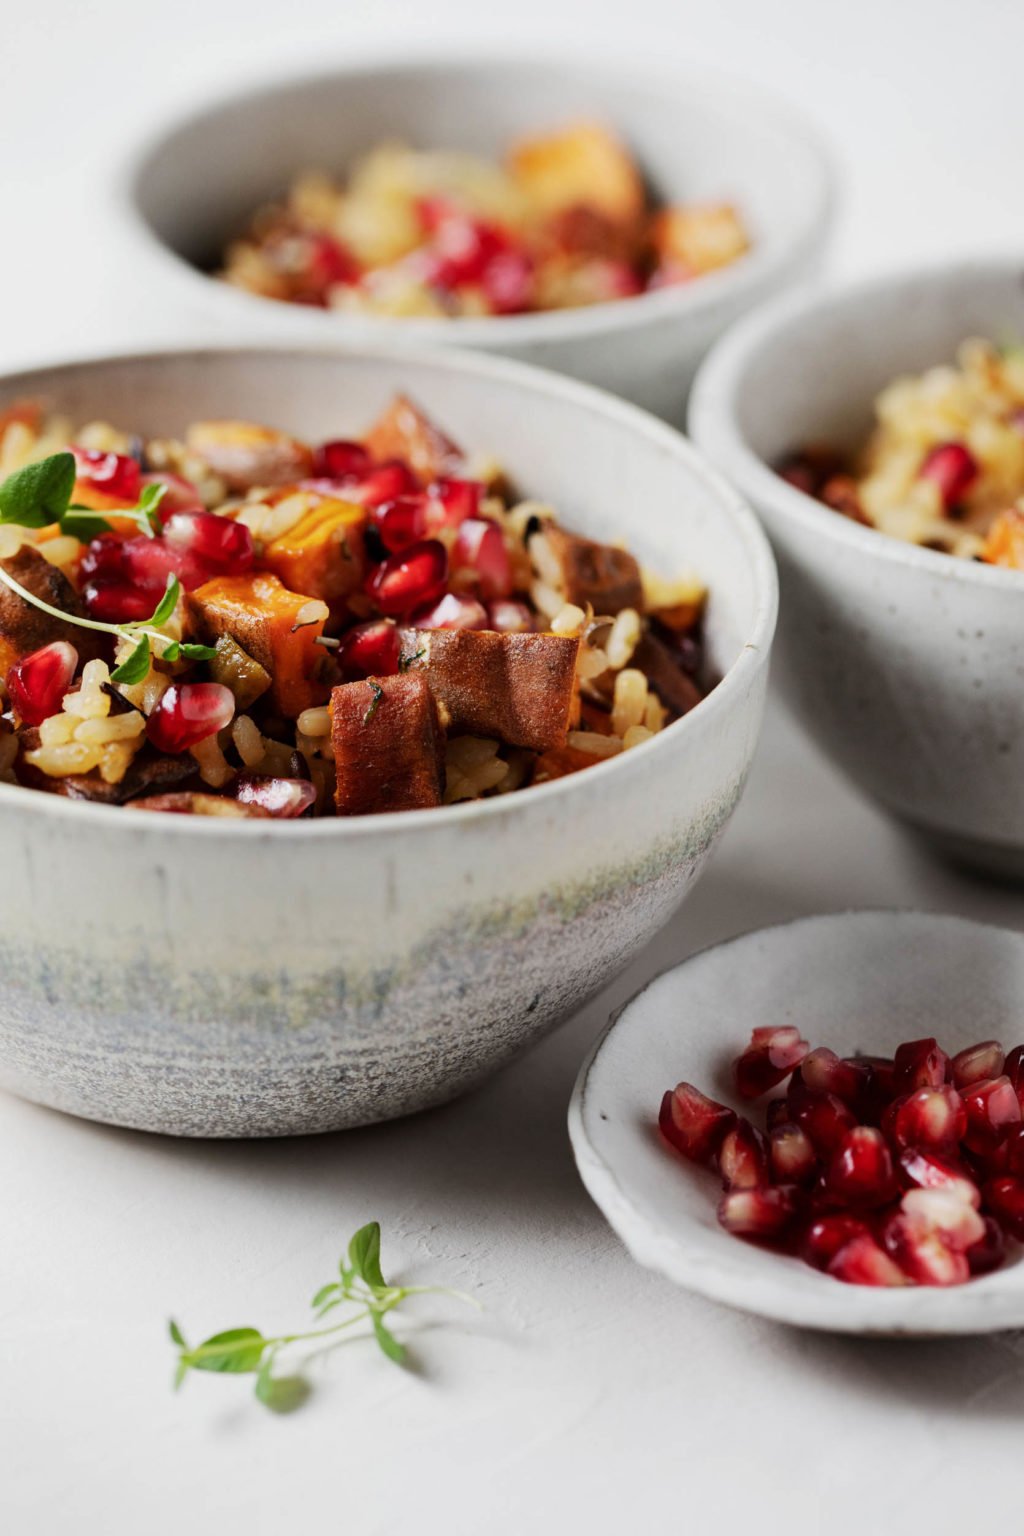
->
(0, 343), (776, 1137)
(570, 910), (1024, 1335)
(689, 259), (1024, 880)
(118, 55), (835, 423)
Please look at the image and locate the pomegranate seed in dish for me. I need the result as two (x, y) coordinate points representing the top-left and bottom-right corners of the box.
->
(147, 683), (235, 754)
(918, 441), (978, 508)
(407, 593), (489, 631)
(72, 446), (141, 503)
(428, 479), (482, 530)
(373, 495), (428, 553)
(6, 640), (78, 726)
(234, 774), (316, 818)
(660, 1029), (1024, 1288)
(367, 539), (449, 617)
(335, 619), (401, 680)
(452, 519), (513, 600)
(311, 441), (373, 483)
(163, 511), (254, 575)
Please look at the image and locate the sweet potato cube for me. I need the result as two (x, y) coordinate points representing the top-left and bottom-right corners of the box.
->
(362, 395), (462, 483)
(650, 204), (750, 277)
(535, 526), (643, 616)
(632, 631), (703, 719)
(508, 122), (646, 229)
(331, 673), (445, 815)
(260, 493), (366, 602)
(0, 547), (105, 676)
(186, 571), (327, 718)
(398, 628), (579, 751)
(981, 508), (1024, 570)
(185, 421), (314, 493)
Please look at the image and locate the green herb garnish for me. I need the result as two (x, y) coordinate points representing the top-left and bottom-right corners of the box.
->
(0, 451), (169, 542)
(362, 680), (384, 723)
(170, 1221), (476, 1414)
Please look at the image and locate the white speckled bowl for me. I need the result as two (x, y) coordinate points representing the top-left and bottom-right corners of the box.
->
(570, 910), (1024, 1336)
(0, 344), (776, 1137)
(690, 259), (1024, 879)
(118, 55), (835, 423)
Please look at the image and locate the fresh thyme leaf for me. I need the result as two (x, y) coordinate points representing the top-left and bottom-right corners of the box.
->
(398, 648), (425, 673)
(59, 505), (114, 540)
(178, 642), (218, 661)
(147, 574), (181, 629)
(369, 1310), (406, 1365)
(168, 1319), (186, 1348)
(348, 1221), (387, 1290)
(311, 1282), (339, 1311)
(110, 634), (150, 685)
(362, 680), (384, 725)
(187, 1327), (267, 1374)
(0, 452), (76, 528)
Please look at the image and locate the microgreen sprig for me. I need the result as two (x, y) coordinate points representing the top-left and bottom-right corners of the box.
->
(170, 1221), (477, 1414)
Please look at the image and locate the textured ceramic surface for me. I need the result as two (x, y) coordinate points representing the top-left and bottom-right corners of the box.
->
(0, 344), (776, 1137)
(690, 259), (1024, 878)
(118, 56), (834, 424)
(570, 910), (1024, 1335)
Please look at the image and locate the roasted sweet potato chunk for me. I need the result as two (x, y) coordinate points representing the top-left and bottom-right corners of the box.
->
(534, 526), (643, 616)
(982, 508), (1024, 570)
(508, 122), (646, 230)
(363, 395), (462, 483)
(632, 631), (703, 718)
(260, 492), (366, 602)
(399, 628), (579, 751)
(184, 421), (314, 493)
(650, 203), (749, 277)
(331, 673), (445, 815)
(0, 547), (105, 677)
(186, 571), (327, 718)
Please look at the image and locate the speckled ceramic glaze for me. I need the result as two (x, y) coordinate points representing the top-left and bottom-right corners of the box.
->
(0, 345), (776, 1136)
(690, 260), (1024, 878)
(117, 56), (834, 423)
(571, 910), (1024, 1336)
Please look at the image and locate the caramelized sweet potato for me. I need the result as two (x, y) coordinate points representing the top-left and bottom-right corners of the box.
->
(508, 122), (646, 230)
(398, 627), (579, 751)
(260, 494), (366, 602)
(362, 395), (462, 483)
(186, 572), (327, 718)
(331, 673), (445, 815)
(184, 421), (314, 493)
(0, 547), (106, 677)
(649, 204), (749, 277)
(535, 526), (643, 616)
(981, 508), (1024, 570)
(632, 631), (703, 718)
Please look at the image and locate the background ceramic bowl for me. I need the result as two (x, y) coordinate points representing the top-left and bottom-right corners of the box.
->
(119, 56), (835, 424)
(0, 344), (776, 1137)
(690, 258), (1024, 879)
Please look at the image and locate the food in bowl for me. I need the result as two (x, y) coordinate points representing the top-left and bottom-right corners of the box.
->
(660, 1028), (1024, 1287)
(778, 338), (1024, 565)
(0, 394), (708, 816)
(219, 121), (750, 318)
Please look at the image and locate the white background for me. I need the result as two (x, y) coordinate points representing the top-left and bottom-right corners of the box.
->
(3, 2), (1024, 1532)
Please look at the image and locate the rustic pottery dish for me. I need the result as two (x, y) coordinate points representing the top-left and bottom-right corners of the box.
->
(119, 56), (835, 422)
(0, 343), (776, 1137)
(689, 259), (1024, 879)
(570, 910), (1024, 1335)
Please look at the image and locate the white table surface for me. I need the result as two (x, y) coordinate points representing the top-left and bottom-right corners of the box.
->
(3, 2), (1024, 1531)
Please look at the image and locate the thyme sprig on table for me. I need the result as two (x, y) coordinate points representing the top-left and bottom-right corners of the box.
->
(170, 1221), (477, 1414)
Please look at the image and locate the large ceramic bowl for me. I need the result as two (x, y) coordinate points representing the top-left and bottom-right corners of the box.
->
(0, 344), (776, 1137)
(690, 258), (1024, 879)
(118, 56), (834, 424)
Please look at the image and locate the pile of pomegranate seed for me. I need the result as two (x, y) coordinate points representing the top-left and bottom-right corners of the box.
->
(660, 1031), (1024, 1286)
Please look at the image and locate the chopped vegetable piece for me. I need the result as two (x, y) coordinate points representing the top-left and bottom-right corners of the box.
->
(362, 395), (461, 484)
(331, 673), (445, 815)
(185, 421), (314, 493)
(187, 572), (327, 718)
(537, 526), (643, 615)
(260, 493), (366, 602)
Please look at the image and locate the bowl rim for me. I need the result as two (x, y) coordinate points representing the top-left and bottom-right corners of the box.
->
(0, 336), (778, 838)
(689, 253), (1024, 592)
(116, 49), (837, 347)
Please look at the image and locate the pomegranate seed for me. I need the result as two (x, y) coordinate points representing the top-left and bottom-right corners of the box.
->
(769, 1122), (818, 1186)
(951, 1040), (1005, 1088)
(802, 1214), (871, 1271)
(373, 495), (428, 553)
(427, 478), (482, 531)
(659, 1084), (736, 1165)
(983, 1176), (1024, 1241)
(791, 1089), (858, 1157)
(718, 1119), (769, 1190)
(352, 461), (419, 508)
(1004, 1045), (1024, 1110)
(734, 1026), (810, 1099)
(336, 619), (400, 680)
(888, 1085), (966, 1151)
(918, 441), (978, 508)
(894, 1037), (950, 1093)
(717, 1185), (802, 1244)
(452, 518), (513, 600)
(856, 1055), (899, 1122)
(885, 1190), (986, 1285)
(828, 1234), (908, 1287)
(311, 440), (372, 483)
(487, 599), (534, 633)
(898, 1148), (981, 1207)
(481, 246), (534, 314)
(367, 539), (448, 617)
(146, 683), (235, 754)
(72, 446), (140, 503)
(801, 1047), (870, 1108)
(6, 640), (78, 725)
(234, 774), (316, 818)
(826, 1127), (897, 1208)
(303, 233), (358, 294)
(163, 511), (254, 574)
(961, 1076), (1021, 1155)
(83, 580), (162, 624)
(1003, 1125), (1024, 1179)
(967, 1215), (1006, 1276)
(407, 593), (488, 630)
(142, 471), (204, 516)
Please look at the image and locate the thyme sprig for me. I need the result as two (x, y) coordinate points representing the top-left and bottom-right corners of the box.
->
(170, 1221), (477, 1414)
